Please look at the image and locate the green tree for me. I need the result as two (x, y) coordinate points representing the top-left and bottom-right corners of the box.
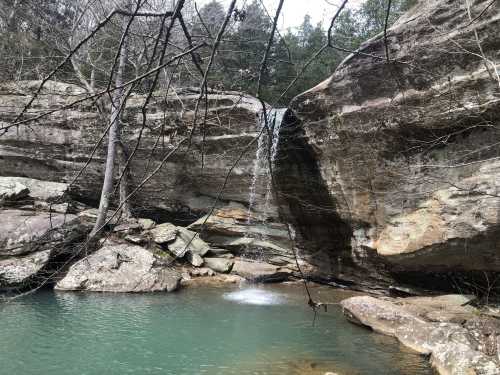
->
(357, 0), (417, 39)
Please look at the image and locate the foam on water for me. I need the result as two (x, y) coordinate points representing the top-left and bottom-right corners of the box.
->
(223, 288), (287, 305)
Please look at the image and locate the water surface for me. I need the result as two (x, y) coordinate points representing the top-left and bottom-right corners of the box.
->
(0, 285), (432, 375)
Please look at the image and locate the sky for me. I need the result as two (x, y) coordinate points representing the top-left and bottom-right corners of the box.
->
(261, 0), (364, 30)
(197, 0), (364, 30)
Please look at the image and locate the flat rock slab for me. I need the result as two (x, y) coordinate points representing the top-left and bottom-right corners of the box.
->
(188, 207), (290, 246)
(0, 177), (68, 202)
(0, 209), (76, 256)
(341, 296), (499, 375)
(231, 259), (292, 282)
(55, 244), (181, 293)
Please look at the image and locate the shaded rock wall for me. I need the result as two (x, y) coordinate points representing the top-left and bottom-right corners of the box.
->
(276, 0), (500, 287)
(0, 83), (270, 222)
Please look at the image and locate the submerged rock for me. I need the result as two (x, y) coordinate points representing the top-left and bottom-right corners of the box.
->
(341, 295), (499, 374)
(55, 244), (181, 292)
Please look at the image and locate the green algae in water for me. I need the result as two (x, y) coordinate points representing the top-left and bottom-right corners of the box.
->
(0, 286), (432, 375)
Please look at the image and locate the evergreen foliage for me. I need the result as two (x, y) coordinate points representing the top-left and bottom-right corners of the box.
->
(0, 0), (416, 103)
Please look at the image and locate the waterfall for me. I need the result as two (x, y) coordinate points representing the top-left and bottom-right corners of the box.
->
(246, 108), (286, 231)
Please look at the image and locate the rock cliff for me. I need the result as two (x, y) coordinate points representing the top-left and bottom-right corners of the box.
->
(2, 0), (500, 294)
(276, 0), (500, 289)
(0, 83), (295, 291)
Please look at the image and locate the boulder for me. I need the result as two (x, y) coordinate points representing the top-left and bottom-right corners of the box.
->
(231, 259), (292, 282)
(341, 296), (499, 375)
(0, 208), (88, 291)
(168, 227), (210, 258)
(55, 244), (181, 292)
(77, 209), (120, 226)
(182, 273), (244, 287)
(137, 218), (155, 230)
(0, 209), (77, 256)
(150, 222), (178, 244)
(0, 179), (29, 203)
(186, 252), (204, 267)
(203, 257), (234, 273)
(0, 250), (51, 290)
(124, 234), (145, 244)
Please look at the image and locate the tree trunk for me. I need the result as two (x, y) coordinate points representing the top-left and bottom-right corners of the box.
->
(7, 0), (20, 33)
(90, 16), (129, 236)
(118, 141), (132, 219)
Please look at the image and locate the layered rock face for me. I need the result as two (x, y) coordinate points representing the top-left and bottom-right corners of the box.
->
(0, 82), (266, 220)
(277, 0), (500, 285)
(0, 178), (89, 291)
(0, 82), (295, 290)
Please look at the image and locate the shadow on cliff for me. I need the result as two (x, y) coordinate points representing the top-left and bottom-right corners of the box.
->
(274, 109), (391, 289)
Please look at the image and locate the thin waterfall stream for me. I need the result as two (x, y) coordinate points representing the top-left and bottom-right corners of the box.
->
(246, 108), (287, 239)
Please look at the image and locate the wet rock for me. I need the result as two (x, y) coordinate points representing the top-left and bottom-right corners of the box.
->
(189, 207), (291, 248)
(113, 222), (142, 233)
(33, 201), (70, 214)
(231, 259), (292, 282)
(206, 247), (233, 256)
(203, 257), (234, 273)
(268, 255), (294, 266)
(341, 296), (499, 375)
(77, 209), (120, 226)
(215, 253), (234, 259)
(55, 244), (181, 293)
(182, 274), (244, 287)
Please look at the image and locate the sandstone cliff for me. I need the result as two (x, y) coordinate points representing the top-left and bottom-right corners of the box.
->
(0, 83), (294, 291)
(277, 0), (500, 289)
